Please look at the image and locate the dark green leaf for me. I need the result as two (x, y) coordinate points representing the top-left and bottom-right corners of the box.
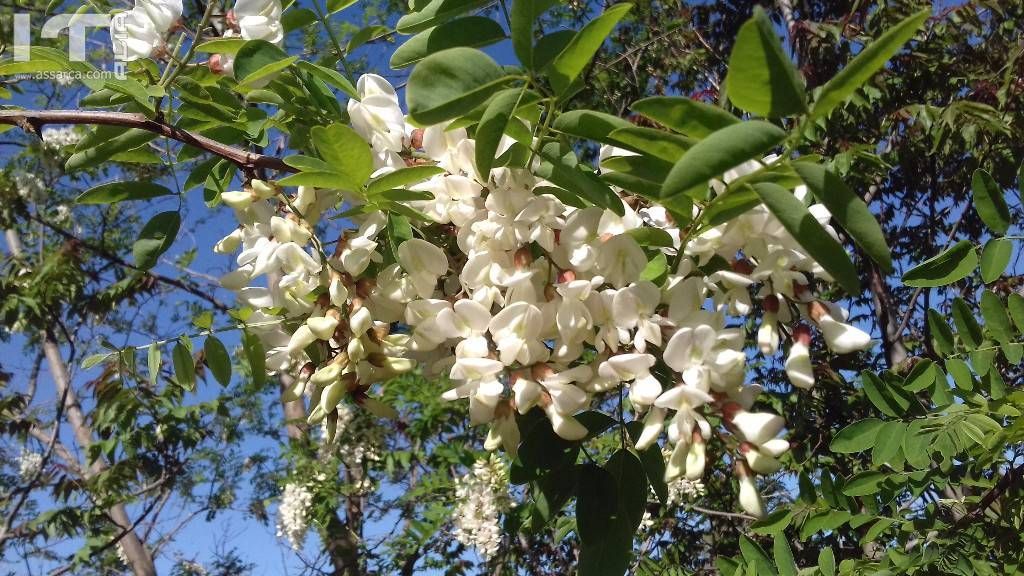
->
(1008, 294), (1024, 333)
(752, 182), (860, 294)
(861, 371), (900, 418)
(946, 358), (974, 391)
(811, 9), (929, 118)
(242, 331), (265, 387)
(552, 109), (633, 143)
(295, 61), (358, 99)
(204, 336), (232, 386)
(547, 3), (633, 96)
(76, 181), (174, 204)
(311, 123), (374, 187)
(750, 509), (793, 535)
(607, 126), (693, 163)
(980, 291), (1012, 343)
(726, 6), (806, 117)
(535, 142), (623, 215)
(475, 88), (524, 180)
(952, 297), (983, 349)
(927, 309), (955, 355)
(842, 470), (887, 496)
(793, 163), (891, 272)
(66, 128), (157, 172)
(971, 169), (1011, 234)
(830, 418), (884, 453)
(774, 535), (798, 576)
(407, 47), (507, 125)
(902, 359), (936, 392)
(626, 227), (674, 247)
(511, 0), (556, 67)
(739, 535), (777, 576)
(631, 96), (739, 138)
(871, 421), (906, 466)
(662, 121), (786, 198)
(980, 238), (1012, 283)
(902, 240), (978, 287)
(391, 17), (506, 68)
(133, 211), (180, 270)
(395, 0), (492, 34)
(366, 165), (446, 195)
(172, 341), (195, 391)
(233, 40), (296, 85)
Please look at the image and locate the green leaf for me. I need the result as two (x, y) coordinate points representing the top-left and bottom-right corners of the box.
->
(980, 291), (1012, 343)
(818, 548), (836, 576)
(607, 126), (693, 163)
(842, 470), (887, 496)
(511, 0), (556, 67)
(366, 165), (446, 195)
(547, 3), (633, 97)
(946, 358), (974, 391)
(277, 171), (355, 190)
(902, 359), (936, 392)
(952, 297), (983, 349)
(133, 211), (180, 270)
(535, 142), (623, 215)
(311, 123), (374, 187)
(662, 121), (786, 198)
(793, 163), (891, 272)
(147, 343), (161, 386)
(475, 88), (524, 179)
(752, 182), (860, 294)
(172, 341), (195, 391)
(204, 336), (232, 386)
(811, 9), (929, 118)
(861, 371), (900, 418)
(233, 40), (296, 85)
(76, 181), (174, 204)
(576, 463), (632, 576)
(395, 0), (492, 34)
(194, 38), (248, 55)
(980, 238), (1012, 283)
(750, 509), (793, 535)
(242, 331), (266, 387)
(626, 227), (674, 247)
(971, 169), (1011, 235)
(281, 7), (317, 31)
(1008, 293), (1024, 333)
(902, 420), (932, 469)
(283, 154), (334, 172)
(406, 47), (507, 125)
(830, 418), (884, 453)
(66, 128), (157, 172)
(631, 96), (739, 138)
(927, 309), (955, 355)
(700, 185), (762, 227)
(390, 16), (505, 69)
(871, 421), (906, 466)
(773, 535), (798, 576)
(902, 240), (978, 287)
(326, 0), (357, 13)
(739, 535), (777, 576)
(295, 61), (358, 99)
(81, 352), (113, 370)
(552, 109), (634, 143)
(726, 6), (806, 117)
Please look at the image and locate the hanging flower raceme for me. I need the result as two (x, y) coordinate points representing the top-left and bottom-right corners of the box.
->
(204, 73), (872, 521)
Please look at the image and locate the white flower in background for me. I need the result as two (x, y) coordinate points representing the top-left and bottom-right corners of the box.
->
(17, 450), (43, 479)
(112, 0), (181, 61)
(452, 454), (510, 560)
(666, 477), (706, 506)
(14, 173), (44, 203)
(276, 481), (314, 550)
(41, 127), (81, 150)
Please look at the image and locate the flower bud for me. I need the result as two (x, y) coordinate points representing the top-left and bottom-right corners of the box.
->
(685, 431), (706, 480)
(286, 325), (317, 356)
(741, 442), (782, 475)
(282, 363), (314, 403)
(735, 461), (765, 518)
(635, 406), (666, 450)
(757, 311), (779, 355)
(307, 316), (340, 340)
(310, 363), (342, 386)
(784, 325), (815, 389)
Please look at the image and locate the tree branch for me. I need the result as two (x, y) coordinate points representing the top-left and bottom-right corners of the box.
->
(0, 110), (295, 174)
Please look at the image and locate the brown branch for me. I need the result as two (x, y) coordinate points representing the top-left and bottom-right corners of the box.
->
(954, 461), (1024, 528)
(0, 110), (295, 174)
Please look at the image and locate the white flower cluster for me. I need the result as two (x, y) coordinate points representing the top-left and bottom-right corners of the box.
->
(41, 127), (81, 150)
(452, 454), (510, 559)
(112, 0), (182, 61)
(666, 477), (706, 506)
(208, 72), (873, 518)
(17, 449), (43, 480)
(14, 172), (44, 203)
(276, 481), (314, 550)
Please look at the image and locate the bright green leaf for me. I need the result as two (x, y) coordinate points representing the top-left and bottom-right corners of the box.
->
(902, 240), (978, 287)
(726, 6), (806, 117)
(662, 121), (786, 198)
(391, 16), (505, 68)
(133, 211), (180, 270)
(547, 3), (633, 97)
(971, 169), (1011, 235)
(631, 96), (739, 138)
(830, 418), (884, 453)
(204, 336), (232, 386)
(980, 238), (1012, 283)
(475, 89), (524, 180)
(172, 341), (195, 391)
(76, 181), (174, 204)
(406, 47), (508, 125)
